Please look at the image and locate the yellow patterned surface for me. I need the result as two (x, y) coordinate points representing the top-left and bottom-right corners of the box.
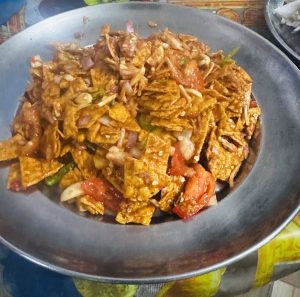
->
(167, 0), (265, 28)
(156, 269), (226, 297)
(254, 214), (300, 287)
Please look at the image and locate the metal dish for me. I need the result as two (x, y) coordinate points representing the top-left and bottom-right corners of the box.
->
(0, 2), (300, 283)
(265, 0), (300, 62)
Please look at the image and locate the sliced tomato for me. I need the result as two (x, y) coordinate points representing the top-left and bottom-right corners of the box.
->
(168, 57), (204, 91)
(173, 163), (216, 219)
(169, 142), (188, 176)
(183, 60), (204, 91)
(81, 177), (123, 213)
(81, 177), (106, 200)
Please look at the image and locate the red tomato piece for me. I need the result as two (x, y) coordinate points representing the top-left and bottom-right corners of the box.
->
(81, 177), (123, 213)
(173, 164), (216, 219)
(183, 60), (204, 91)
(169, 142), (188, 176)
(168, 57), (204, 91)
(81, 177), (106, 200)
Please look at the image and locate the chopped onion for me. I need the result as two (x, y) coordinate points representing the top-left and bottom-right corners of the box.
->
(75, 93), (93, 107)
(174, 129), (192, 140)
(30, 55), (42, 68)
(77, 115), (91, 127)
(106, 146), (125, 166)
(126, 131), (138, 149)
(117, 128), (126, 148)
(167, 35), (184, 50)
(179, 137), (195, 161)
(123, 81), (134, 96)
(129, 147), (142, 159)
(61, 182), (84, 202)
(99, 115), (111, 126)
(126, 20), (134, 33)
(97, 94), (117, 107)
(9, 179), (24, 192)
(64, 74), (75, 82)
(81, 55), (94, 70)
(211, 146), (219, 155)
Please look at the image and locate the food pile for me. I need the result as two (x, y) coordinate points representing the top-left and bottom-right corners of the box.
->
(0, 25), (260, 225)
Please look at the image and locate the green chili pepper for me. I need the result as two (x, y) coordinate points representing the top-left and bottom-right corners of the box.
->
(219, 47), (240, 66)
(137, 114), (156, 131)
(44, 162), (75, 186)
(91, 88), (106, 100)
(84, 141), (97, 154)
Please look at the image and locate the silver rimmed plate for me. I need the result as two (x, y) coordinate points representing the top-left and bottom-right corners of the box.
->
(265, 0), (300, 61)
(0, 2), (300, 283)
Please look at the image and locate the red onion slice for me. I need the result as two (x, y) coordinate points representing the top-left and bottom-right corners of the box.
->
(126, 20), (134, 33)
(77, 115), (91, 127)
(126, 131), (138, 149)
(81, 55), (94, 70)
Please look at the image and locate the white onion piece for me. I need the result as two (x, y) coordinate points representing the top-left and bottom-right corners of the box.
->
(179, 137), (195, 161)
(97, 94), (117, 107)
(117, 128), (126, 148)
(60, 182), (84, 202)
(99, 115), (111, 126)
(123, 80), (134, 96)
(106, 146), (125, 166)
(174, 129), (192, 140)
(64, 74), (75, 81)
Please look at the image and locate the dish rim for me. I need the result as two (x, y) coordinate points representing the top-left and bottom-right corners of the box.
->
(0, 1), (299, 283)
(265, 0), (300, 62)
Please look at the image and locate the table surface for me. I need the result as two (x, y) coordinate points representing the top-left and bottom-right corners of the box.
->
(0, 1), (299, 297)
